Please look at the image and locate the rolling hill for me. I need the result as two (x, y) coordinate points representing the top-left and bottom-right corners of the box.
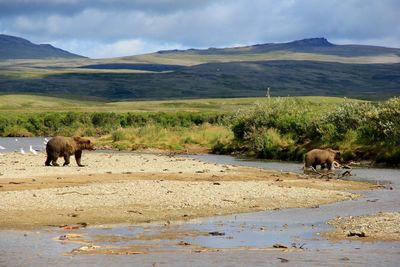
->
(0, 34), (85, 59)
(125, 37), (400, 66)
(0, 37), (399, 100)
(1, 60), (399, 100)
(156, 37), (400, 57)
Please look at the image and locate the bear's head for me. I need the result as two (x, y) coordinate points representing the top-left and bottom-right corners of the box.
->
(327, 148), (341, 161)
(73, 136), (96, 151)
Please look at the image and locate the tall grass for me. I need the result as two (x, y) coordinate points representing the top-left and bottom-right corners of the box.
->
(0, 111), (228, 137)
(225, 97), (400, 164)
(97, 124), (232, 152)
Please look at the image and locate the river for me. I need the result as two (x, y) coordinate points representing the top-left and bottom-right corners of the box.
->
(0, 138), (399, 266)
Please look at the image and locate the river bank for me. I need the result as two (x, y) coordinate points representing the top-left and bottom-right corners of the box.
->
(325, 212), (400, 241)
(0, 152), (373, 229)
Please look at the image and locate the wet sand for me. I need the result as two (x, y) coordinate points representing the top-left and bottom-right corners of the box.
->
(0, 152), (374, 229)
(325, 212), (400, 241)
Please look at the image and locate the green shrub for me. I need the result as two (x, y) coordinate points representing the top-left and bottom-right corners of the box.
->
(3, 125), (33, 137)
(112, 129), (127, 142)
(229, 97), (399, 163)
(358, 97), (400, 146)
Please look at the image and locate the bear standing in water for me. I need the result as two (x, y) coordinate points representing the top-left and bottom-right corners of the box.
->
(304, 148), (341, 171)
(45, 136), (95, 167)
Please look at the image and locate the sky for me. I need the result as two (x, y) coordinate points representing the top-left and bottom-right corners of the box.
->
(0, 0), (399, 59)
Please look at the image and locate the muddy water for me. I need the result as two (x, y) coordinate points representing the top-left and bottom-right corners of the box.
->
(1, 140), (400, 266)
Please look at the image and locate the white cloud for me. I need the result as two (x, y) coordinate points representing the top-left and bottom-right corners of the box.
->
(51, 38), (187, 58)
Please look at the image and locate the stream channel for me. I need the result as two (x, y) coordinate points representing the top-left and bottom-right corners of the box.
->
(0, 138), (399, 266)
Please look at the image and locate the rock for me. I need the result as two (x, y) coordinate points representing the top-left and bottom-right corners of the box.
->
(59, 235), (69, 241)
(178, 241), (191, 246)
(277, 257), (289, 263)
(273, 244), (288, 248)
(347, 231), (366, 237)
(208, 231), (225, 236)
(72, 244), (100, 253)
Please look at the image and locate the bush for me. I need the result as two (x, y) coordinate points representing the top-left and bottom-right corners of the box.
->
(229, 97), (399, 163)
(3, 125), (33, 137)
(358, 97), (400, 146)
(230, 98), (313, 159)
(319, 101), (373, 143)
(112, 129), (127, 142)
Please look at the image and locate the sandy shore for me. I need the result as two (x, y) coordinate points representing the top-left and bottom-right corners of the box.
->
(0, 152), (374, 229)
(325, 212), (400, 241)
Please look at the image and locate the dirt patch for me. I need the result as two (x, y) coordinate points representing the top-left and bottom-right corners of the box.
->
(324, 212), (400, 241)
(0, 152), (374, 229)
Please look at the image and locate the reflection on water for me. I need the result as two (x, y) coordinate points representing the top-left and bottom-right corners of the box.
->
(190, 154), (305, 173)
(0, 138), (399, 266)
(189, 154), (400, 184)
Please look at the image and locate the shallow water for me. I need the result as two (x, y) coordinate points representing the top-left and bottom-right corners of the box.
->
(0, 139), (399, 266)
(0, 137), (48, 153)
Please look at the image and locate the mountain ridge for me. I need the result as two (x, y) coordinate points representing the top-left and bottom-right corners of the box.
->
(0, 34), (85, 59)
(154, 37), (400, 58)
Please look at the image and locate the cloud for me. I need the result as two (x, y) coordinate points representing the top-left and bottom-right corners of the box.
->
(51, 38), (187, 58)
(0, 0), (216, 16)
(0, 0), (399, 58)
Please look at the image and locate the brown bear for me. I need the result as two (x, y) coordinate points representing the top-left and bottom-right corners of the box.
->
(45, 136), (95, 167)
(304, 148), (341, 171)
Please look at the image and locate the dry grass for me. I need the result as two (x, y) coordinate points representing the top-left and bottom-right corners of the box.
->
(97, 124), (233, 152)
(0, 94), (359, 113)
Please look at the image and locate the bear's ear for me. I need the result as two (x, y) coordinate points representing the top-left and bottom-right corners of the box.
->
(73, 136), (83, 142)
(79, 138), (91, 147)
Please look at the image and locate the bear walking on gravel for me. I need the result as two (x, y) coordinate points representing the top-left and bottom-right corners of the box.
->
(304, 148), (341, 171)
(45, 136), (95, 167)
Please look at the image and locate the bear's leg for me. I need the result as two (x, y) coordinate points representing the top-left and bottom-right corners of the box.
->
(45, 156), (52, 166)
(51, 159), (59, 166)
(327, 161), (334, 170)
(47, 152), (60, 166)
(312, 163), (317, 170)
(63, 154), (71, 166)
(75, 150), (84, 167)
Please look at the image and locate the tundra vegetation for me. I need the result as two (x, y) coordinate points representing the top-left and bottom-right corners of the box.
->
(0, 95), (398, 165)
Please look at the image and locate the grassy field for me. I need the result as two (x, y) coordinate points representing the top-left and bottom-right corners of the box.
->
(0, 94), (359, 113)
(130, 51), (400, 66)
(1, 60), (398, 101)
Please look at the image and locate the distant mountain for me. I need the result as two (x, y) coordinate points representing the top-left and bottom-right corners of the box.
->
(0, 34), (85, 59)
(0, 37), (399, 101)
(156, 37), (400, 57)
